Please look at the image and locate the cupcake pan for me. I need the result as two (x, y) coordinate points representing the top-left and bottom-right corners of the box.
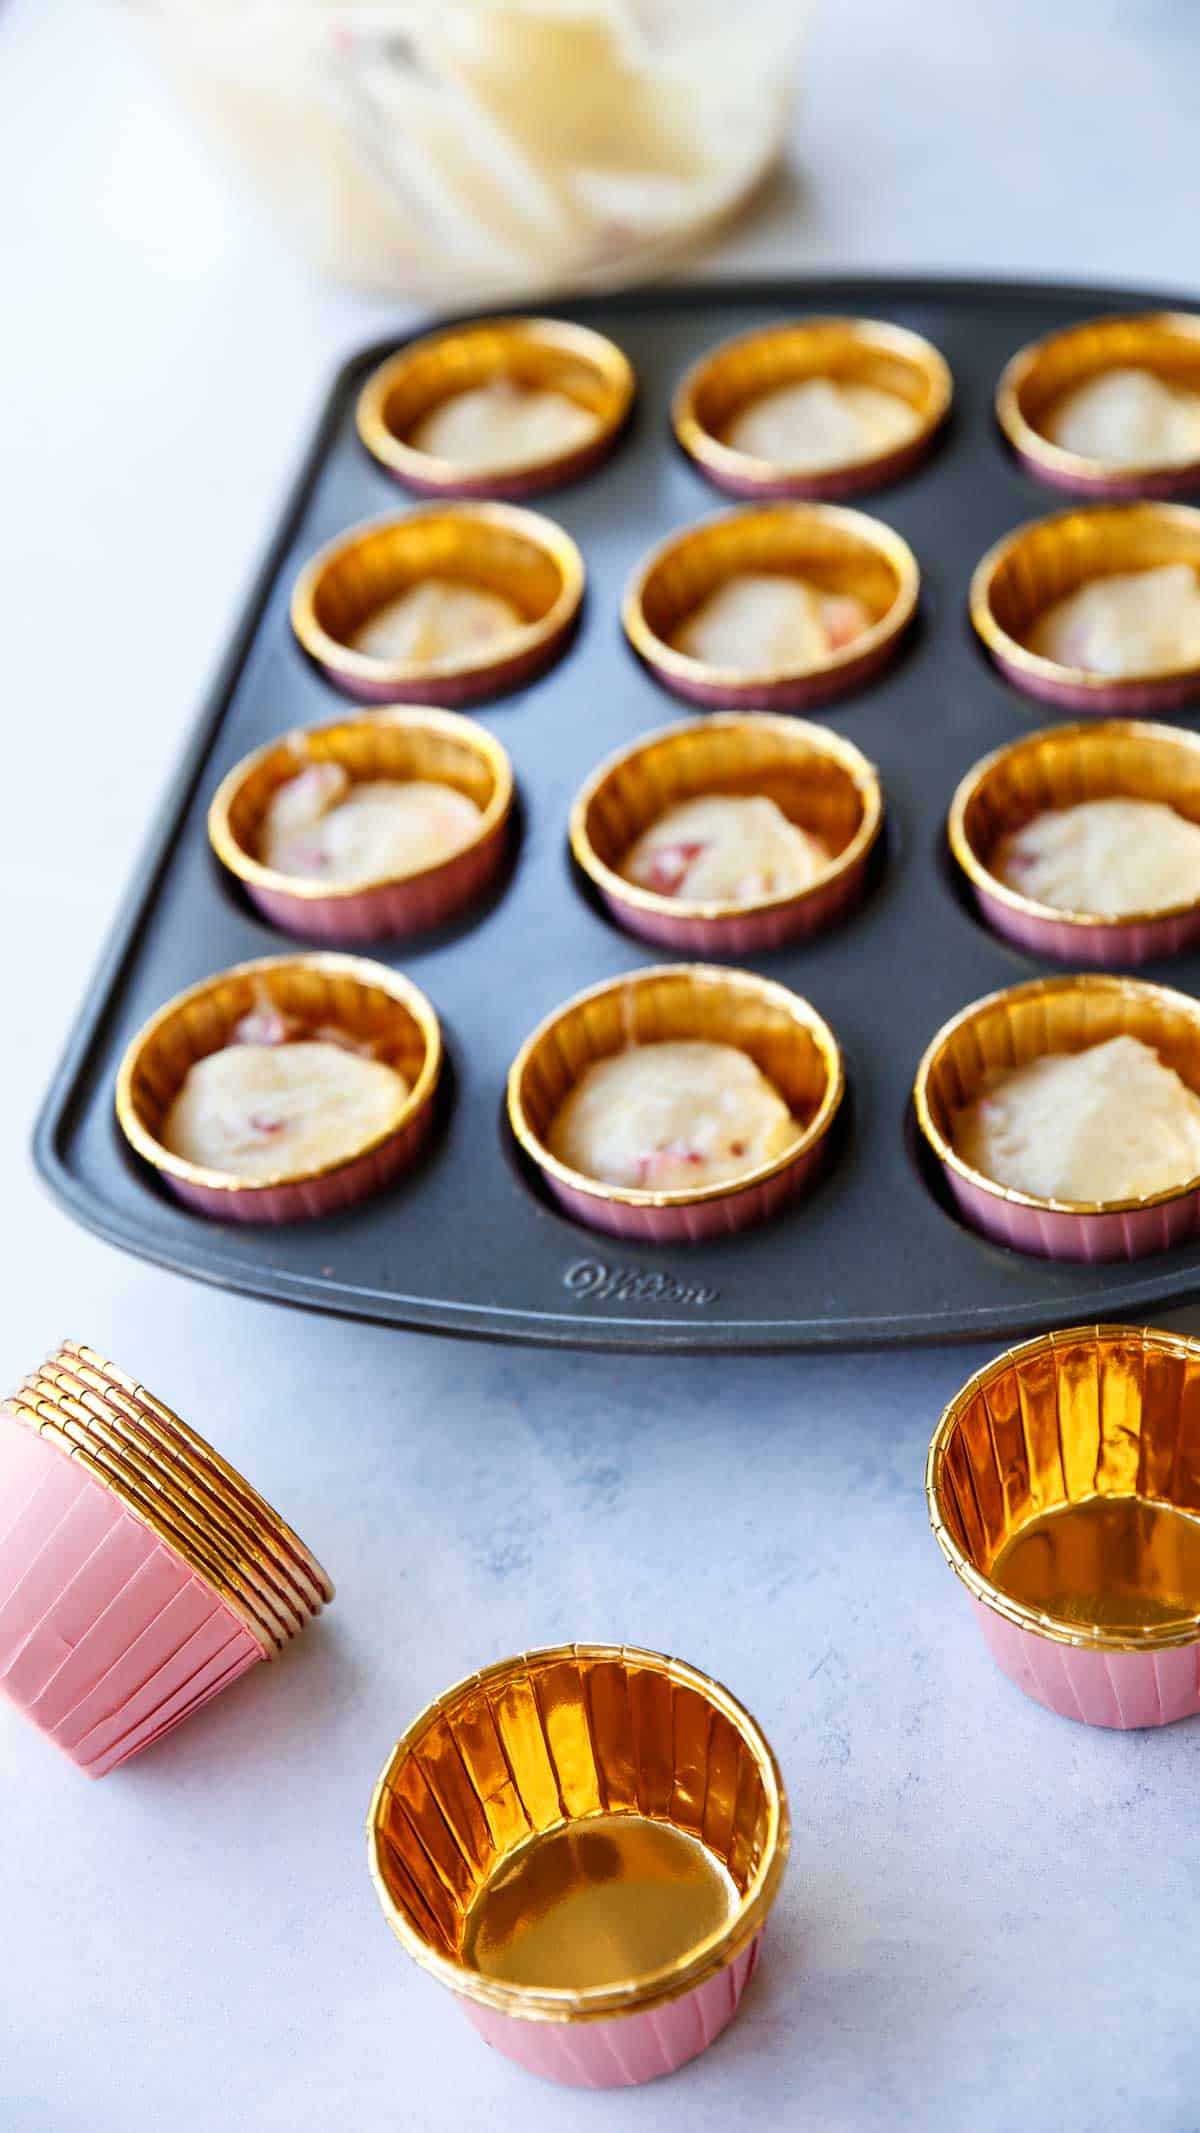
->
(37, 274), (1200, 1349)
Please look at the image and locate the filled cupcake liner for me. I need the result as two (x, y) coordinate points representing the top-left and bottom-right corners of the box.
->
(507, 964), (844, 1245)
(368, 1644), (788, 2091)
(914, 972), (1200, 1262)
(210, 709), (514, 945)
(674, 316), (952, 501)
(571, 713), (882, 956)
(461, 1934), (762, 2089)
(0, 1416), (263, 1774)
(996, 312), (1200, 500)
(357, 317), (635, 500)
(970, 502), (1200, 715)
(950, 718), (1200, 966)
(623, 503), (919, 712)
(927, 1325), (1200, 1728)
(116, 952), (442, 1226)
(290, 504), (584, 706)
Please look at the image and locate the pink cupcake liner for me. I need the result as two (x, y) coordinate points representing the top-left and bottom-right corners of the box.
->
(972, 1600), (1200, 1729)
(969, 882), (1200, 966)
(941, 1165), (1200, 1263)
(78, 1637), (260, 1778)
(377, 431), (624, 504)
(460, 1934), (762, 2089)
(543, 1132), (830, 1245)
(1005, 448), (1200, 504)
(984, 645), (1200, 718)
(641, 629), (903, 715)
(51, 1608), (249, 1751)
(310, 627), (576, 709)
(693, 436), (936, 504)
(594, 852), (871, 956)
(164, 1095), (436, 1225)
(242, 820), (508, 944)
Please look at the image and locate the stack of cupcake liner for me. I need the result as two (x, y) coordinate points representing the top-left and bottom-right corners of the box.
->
(0, 1343), (332, 1777)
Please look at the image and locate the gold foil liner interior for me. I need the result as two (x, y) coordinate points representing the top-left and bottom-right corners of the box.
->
(675, 316), (951, 472)
(508, 964), (843, 1206)
(292, 506), (584, 674)
(998, 313), (1200, 476)
(625, 505), (918, 684)
(571, 714), (881, 915)
(950, 719), (1200, 925)
(116, 954), (441, 1194)
(970, 503), (1200, 684)
(367, 1643), (788, 2020)
(357, 317), (634, 482)
(928, 1325), (1200, 1649)
(915, 973), (1200, 1212)
(209, 709), (514, 899)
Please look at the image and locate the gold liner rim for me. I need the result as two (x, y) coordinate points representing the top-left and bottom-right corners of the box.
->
(208, 707), (515, 904)
(948, 717), (1200, 929)
(672, 315), (953, 484)
(622, 503), (920, 691)
(913, 971), (1200, 1216)
(365, 1641), (790, 2023)
(926, 1323), (1200, 1651)
(114, 952), (442, 1197)
(969, 501), (1200, 691)
(506, 962), (845, 1209)
(356, 316), (635, 487)
(996, 312), (1200, 485)
(289, 503), (585, 688)
(569, 712), (883, 921)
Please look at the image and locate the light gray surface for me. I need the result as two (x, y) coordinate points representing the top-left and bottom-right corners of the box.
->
(5, 2), (1200, 2127)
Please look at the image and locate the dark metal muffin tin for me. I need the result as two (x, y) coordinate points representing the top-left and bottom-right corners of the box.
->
(35, 275), (1200, 1350)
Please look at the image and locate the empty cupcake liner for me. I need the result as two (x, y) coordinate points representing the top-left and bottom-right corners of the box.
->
(996, 312), (1200, 499)
(209, 708), (515, 945)
(624, 503), (919, 711)
(928, 1325), (1200, 1728)
(570, 713), (883, 955)
(507, 963), (844, 1244)
(674, 315), (951, 500)
(357, 317), (635, 500)
(115, 952), (442, 1226)
(368, 1644), (788, 2089)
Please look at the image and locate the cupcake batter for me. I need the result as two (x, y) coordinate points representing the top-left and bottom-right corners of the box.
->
(548, 1038), (799, 1191)
(951, 1034), (1200, 1202)
(1028, 563), (1200, 676)
(993, 796), (1200, 917)
(163, 1040), (407, 1182)
(351, 578), (524, 665)
(1046, 367), (1200, 467)
(261, 761), (481, 884)
(620, 794), (832, 902)
(674, 573), (871, 671)
(411, 378), (599, 470)
(725, 376), (920, 469)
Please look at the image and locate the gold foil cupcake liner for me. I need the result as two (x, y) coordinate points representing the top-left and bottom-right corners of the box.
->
(970, 502), (1200, 712)
(357, 317), (634, 498)
(367, 1643), (789, 2023)
(623, 503), (919, 711)
(290, 504), (585, 705)
(674, 316), (952, 499)
(570, 712), (882, 942)
(116, 952), (441, 1210)
(997, 312), (1200, 497)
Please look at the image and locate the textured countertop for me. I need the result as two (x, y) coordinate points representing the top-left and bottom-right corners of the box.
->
(5, 2), (1200, 2126)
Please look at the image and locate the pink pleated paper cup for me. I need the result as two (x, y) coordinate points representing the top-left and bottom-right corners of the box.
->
(290, 504), (584, 706)
(506, 964), (844, 1245)
(367, 1644), (789, 2089)
(927, 1325), (1200, 1729)
(995, 312), (1200, 501)
(948, 718), (1200, 967)
(913, 972), (1200, 1262)
(570, 713), (883, 956)
(116, 951), (442, 1225)
(209, 708), (514, 944)
(673, 316), (952, 502)
(623, 503), (919, 712)
(969, 502), (1200, 715)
